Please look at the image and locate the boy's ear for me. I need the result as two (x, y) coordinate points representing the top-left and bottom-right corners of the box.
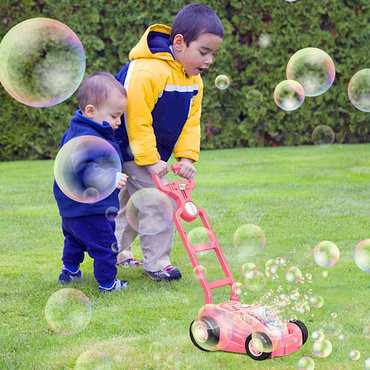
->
(85, 104), (95, 118)
(173, 34), (185, 51)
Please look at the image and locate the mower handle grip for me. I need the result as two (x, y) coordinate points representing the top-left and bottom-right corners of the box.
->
(151, 163), (180, 194)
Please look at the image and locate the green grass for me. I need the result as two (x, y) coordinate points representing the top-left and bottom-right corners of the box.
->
(0, 144), (369, 369)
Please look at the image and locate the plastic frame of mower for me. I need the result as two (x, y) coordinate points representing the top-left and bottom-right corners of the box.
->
(152, 163), (308, 360)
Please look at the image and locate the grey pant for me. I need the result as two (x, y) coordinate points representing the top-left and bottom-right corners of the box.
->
(114, 161), (177, 271)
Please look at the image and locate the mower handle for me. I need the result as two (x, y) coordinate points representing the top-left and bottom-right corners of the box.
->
(151, 163), (194, 193)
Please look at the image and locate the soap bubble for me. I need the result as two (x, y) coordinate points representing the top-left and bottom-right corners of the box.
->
(274, 80), (305, 111)
(54, 135), (121, 204)
(350, 350), (361, 361)
(215, 75), (230, 90)
(354, 239), (370, 273)
(258, 34), (272, 48)
(312, 330), (325, 342)
(188, 227), (215, 255)
(313, 241), (339, 267)
(117, 250), (133, 266)
(126, 188), (173, 235)
(245, 271), (266, 291)
(233, 224), (266, 256)
(326, 320), (342, 336)
(348, 69), (370, 112)
(290, 288), (300, 300)
(44, 288), (92, 335)
(192, 306), (234, 351)
(365, 357), (370, 370)
(331, 312), (337, 319)
(266, 259), (278, 273)
(363, 325), (370, 338)
(312, 125), (335, 148)
(0, 18), (85, 107)
(193, 265), (207, 280)
(309, 295), (324, 308)
(251, 320), (284, 352)
(75, 350), (111, 369)
(276, 257), (285, 266)
(313, 338), (332, 358)
(285, 266), (302, 283)
(231, 282), (244, 295)
(246, 89), (263, 106)
(241, 262), (257, 279)
(298, 356), (315, 370)
(286, 47), (335, 97)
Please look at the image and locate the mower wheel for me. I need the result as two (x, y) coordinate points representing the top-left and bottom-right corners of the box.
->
(189, 316), (220, 352)
(288, 320), (308, 344)
(245, 332), (272, 361)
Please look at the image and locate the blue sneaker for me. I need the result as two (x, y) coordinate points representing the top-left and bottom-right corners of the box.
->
(99, 279), (129, 293)
(145, 265), (182, 281)
(58, 267), (82, 284)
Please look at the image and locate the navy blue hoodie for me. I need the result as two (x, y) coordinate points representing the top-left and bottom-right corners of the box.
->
(53, 110), (123, 218)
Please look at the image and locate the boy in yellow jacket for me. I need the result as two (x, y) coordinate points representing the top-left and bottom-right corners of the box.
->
(115, 3), (224, 281)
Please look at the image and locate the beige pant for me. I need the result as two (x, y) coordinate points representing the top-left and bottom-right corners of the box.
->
(115, 161), (177, 271)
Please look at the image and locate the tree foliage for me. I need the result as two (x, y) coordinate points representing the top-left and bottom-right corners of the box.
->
(0, 0), (369, 161)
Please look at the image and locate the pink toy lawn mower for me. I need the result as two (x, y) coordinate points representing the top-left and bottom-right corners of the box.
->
(152, 164), (308, 360)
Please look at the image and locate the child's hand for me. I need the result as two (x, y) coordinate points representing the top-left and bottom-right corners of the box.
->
(177, 158), (196, 179)
(116, 173), (129, 189)
(146, 160), (169, 178)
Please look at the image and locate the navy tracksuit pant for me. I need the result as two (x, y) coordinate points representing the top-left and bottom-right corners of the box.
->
(61, 214), (118, 285)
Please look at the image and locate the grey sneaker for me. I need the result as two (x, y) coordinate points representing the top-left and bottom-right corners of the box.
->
(145, 265), (182, 281)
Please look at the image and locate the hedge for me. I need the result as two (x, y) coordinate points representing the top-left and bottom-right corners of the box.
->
(0, 0), (369, 161)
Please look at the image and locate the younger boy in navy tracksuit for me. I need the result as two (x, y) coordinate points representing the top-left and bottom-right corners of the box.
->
(53, 72), (129, 292)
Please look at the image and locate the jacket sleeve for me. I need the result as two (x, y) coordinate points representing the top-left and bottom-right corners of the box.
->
(173, 79), (203, 163)
(125, 68), (163, 166)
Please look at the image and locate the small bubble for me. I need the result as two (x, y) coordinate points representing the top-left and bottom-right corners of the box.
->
(215, 75), (230, 90)
(350, 350), (361, 361)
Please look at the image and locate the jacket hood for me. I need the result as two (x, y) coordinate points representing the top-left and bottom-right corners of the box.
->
(129, 24), (176, 63)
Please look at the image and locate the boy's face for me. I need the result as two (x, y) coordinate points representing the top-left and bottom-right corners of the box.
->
(173, 33), (223, 76)
(85, 91), (127, 130)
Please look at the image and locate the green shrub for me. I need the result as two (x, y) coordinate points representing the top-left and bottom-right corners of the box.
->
(0, 0), (369, 161)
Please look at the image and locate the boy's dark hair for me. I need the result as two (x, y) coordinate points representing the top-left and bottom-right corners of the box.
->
(170, 3), (224, 46)
(78, 72), (127, 111)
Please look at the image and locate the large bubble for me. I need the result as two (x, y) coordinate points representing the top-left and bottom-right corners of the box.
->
(0, 18), (85, 107)
(246, 89), (263, 106)
(44, 288), (92, 335)
(286, 47), (335, 97)
(348, 69), (370, 112)
(191, 305), (234, 351)
(285, 266), (302, 283)
(312, 125), (335, 148)
(54, 135), (121, 204)
(274, 80), (305, 111)
(354, 239), (370, 273)
(298, 356), (315, 370)
(241, 262), (257, 279)
(233, 224), (266, 256)
(126, 188), (173, 235)
(313, 338), (332, 358)
(188, 227), (215, 255)
(75, 350), (111, 369)
(245, 271), (266, 291)
(313, 241), (340, 267)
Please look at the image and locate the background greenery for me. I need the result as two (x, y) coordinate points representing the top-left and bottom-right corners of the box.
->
(0, 0), (369, 161)
(0, 144), (369, 369)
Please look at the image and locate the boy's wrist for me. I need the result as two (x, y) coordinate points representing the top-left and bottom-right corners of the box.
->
(179, 157), (194, 164)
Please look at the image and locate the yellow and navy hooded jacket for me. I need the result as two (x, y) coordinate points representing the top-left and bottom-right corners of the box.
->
(115, 24), (203, 166)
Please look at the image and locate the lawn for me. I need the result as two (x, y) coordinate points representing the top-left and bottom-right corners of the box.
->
(0, 144), (369, 369)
